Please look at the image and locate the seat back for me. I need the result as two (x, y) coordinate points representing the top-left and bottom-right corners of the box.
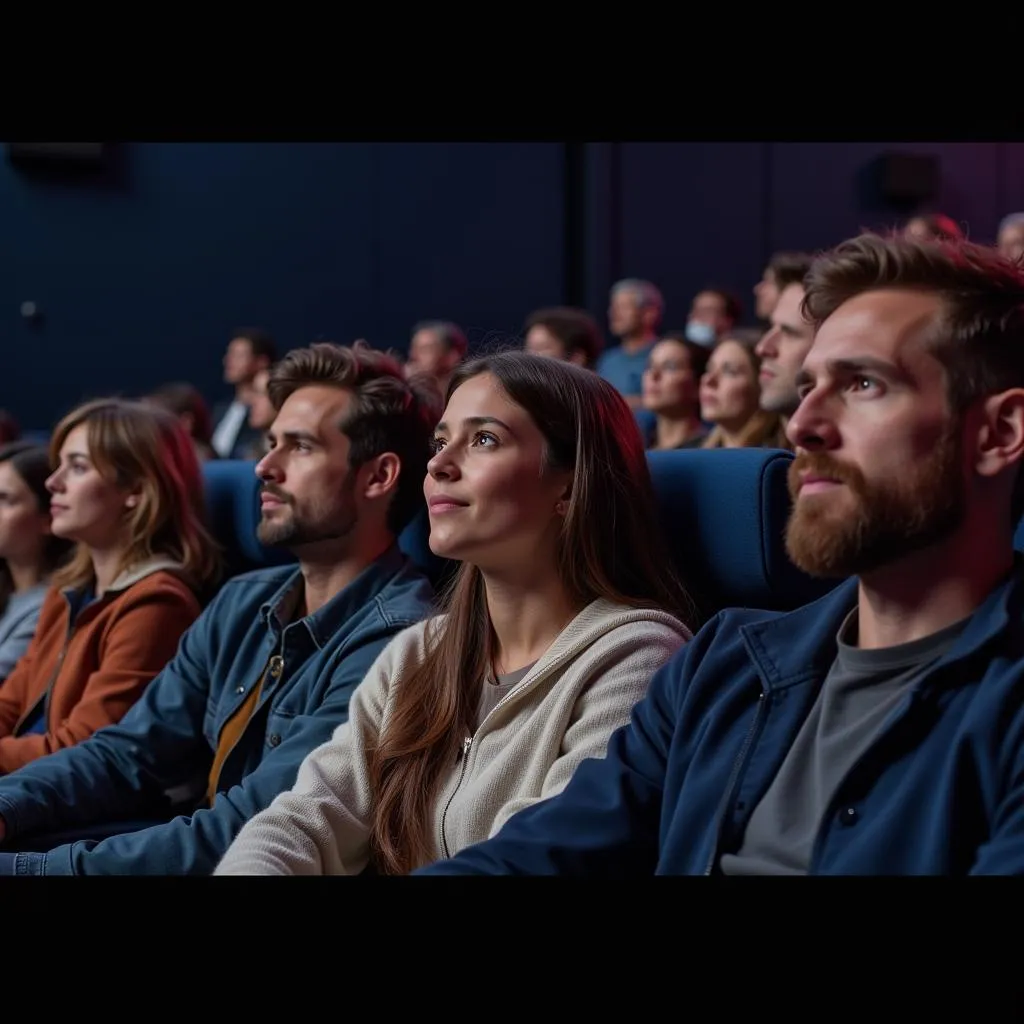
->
(202, 459), (293, 577)
(201, 459), (455, 585)
(646, 447), (840, 617)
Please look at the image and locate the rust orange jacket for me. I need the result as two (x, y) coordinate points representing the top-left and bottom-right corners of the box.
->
(0, 559), (202, 774)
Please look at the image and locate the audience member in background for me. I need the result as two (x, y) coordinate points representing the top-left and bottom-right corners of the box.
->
(700, 329), (787, 450)
(0, 399), (219, 775)
(214, 351), (695, 875)
(903, 213), (963, 243)
(753, 251), (814, 324)
(235, 366), (276, 459)
(523, 307), (604, 370)
(405, 320), (468, 396)
(755, 277), (817, 420)
(211, 328), (277, 459)
(641, 332), (712, 449)
(0, 413), (19, 447)
(597, 279), (664, 408)
(0, 444), (73, 684)
(685, 288), (742, 348)
(997, 212), (1024, 263)
(0, 343), (439, 875)
(147, 382), (217, 462)
(415, 233), (1024, 877)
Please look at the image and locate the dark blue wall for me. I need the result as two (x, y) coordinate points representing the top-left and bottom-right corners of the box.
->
(1, 142), (566, 430)
(4, 141), (1022, 432)
(581, 141), (1024, 336)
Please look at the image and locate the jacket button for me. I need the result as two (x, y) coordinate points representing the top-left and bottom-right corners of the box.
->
(840, 806), (859, 826)
(267, 734), (281, 747)
(235, 686), (245, 694)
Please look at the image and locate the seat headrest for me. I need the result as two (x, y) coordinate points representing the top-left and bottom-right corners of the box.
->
(646, 447), (840, 616)
(202, 459), (293, 572)
(201, 459), (454, 585)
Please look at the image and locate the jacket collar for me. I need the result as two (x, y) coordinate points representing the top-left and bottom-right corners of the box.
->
(61, 556), (186, 601)
(740, 554), (1024, 693)
(259, 544), (409, 650)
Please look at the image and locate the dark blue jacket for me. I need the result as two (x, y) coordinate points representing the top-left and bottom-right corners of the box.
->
(417, 565), (1024, 875)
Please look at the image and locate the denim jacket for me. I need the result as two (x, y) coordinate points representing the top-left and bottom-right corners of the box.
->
(0, 545), (435, 875)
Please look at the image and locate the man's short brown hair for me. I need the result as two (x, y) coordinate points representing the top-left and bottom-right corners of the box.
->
(269, 342), (442, 534)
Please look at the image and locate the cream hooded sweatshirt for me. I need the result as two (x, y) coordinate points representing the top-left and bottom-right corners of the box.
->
(215, 598), (690, 875)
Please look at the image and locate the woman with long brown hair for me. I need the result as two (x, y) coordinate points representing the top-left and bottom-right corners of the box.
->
(216, 350), (695, 875)
(0, 443), (73, 683)
(699, 329), (788, 449)
(640, 332), (712, 450)
(0, 398), (221, 774)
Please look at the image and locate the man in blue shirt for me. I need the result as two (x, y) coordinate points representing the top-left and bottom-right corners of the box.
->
(596, 279), (664, 409)
(417, 234), (1024, 876)
(0, 342), (440, 874)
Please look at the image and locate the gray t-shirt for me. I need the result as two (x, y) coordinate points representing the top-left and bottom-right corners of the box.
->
(0, 584), (48, 683)
(476, 662), (535, 729)
(720, 608), (968, 875)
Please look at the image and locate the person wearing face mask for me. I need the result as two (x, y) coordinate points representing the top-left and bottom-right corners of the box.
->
(685, 288), (742, 348)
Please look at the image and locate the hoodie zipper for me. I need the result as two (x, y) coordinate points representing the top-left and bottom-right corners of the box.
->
(703, 690), (767, 874)
(435, 606), (688, 858)
(439, 736), (473, 857)
(437, 660), (549, 857)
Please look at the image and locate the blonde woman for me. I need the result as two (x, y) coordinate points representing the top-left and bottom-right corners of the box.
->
(0, 399), (221, 774)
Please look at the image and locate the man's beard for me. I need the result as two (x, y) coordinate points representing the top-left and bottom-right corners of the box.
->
(785, 423), (965, 578)
(256, 479), (358, 549)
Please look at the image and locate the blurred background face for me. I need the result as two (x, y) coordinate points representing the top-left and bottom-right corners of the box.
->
(699, 340), (759, 426)
(903, 217), (935, 242)
(642, 340), (698, 415)
(524, 324), (568, 361)
(46, 424), (132, 549)
(753, 269), (780, 320)
(247, 369), (275, 431)
(998, 221), (1024, 262)
(223, 337), (260, 386)
(756, 283), (815, 415)
(608, 289), (644, 338)
(407, 328), (454, 380)
(0, 461), (50, 564)
(689, 291), (731, 335)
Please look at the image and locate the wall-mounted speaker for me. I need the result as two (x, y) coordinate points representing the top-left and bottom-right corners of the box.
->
(876, 152), (939, 204)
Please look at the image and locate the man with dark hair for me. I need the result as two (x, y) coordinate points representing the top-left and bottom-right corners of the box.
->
(0, 342), (439, 875)
(754, 251), (814, 322)
(211, 328), (278, 458)
(417, 234), (1024, 876)
(405, 320), (468, 396)
(598, 279), (665, 408)
(523, 307), (604, 369)
(755, 276), (818, 422)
